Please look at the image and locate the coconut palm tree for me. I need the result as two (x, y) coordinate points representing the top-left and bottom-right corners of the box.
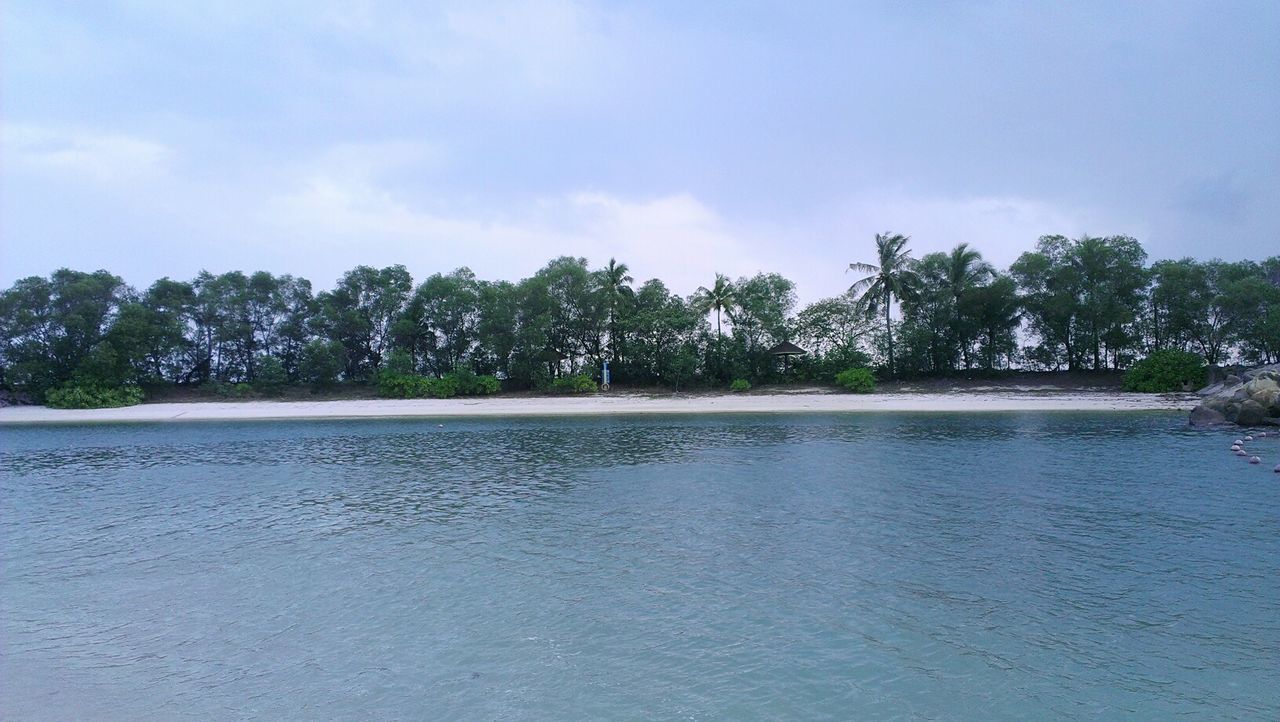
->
(946, 243), (994, 369)
(693, 273), (736, 342)
(848, 232), (920, 377)
(946, 243), (994, 299)
(599, 258), (633, 362)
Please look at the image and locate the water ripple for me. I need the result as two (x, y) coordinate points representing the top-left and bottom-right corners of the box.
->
(2, 412), (1278, 719)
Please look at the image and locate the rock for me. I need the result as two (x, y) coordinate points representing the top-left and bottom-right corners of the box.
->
(1245, 377), (1279, 398)
(1190, 405), (1228, 426)
(1189, 364), (1280, 428)
(1236, 399), (1268, 426)
(1201, 396), (1228, 412)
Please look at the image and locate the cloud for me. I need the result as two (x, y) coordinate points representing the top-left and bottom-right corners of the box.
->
(1, 124), (171, 183)
(261, 164), (767, 297)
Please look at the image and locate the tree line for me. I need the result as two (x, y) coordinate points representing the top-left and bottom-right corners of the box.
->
(1, 234), (1277, 402)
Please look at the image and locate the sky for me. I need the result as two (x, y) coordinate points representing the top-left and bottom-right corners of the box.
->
(2, 0), (1278, 304)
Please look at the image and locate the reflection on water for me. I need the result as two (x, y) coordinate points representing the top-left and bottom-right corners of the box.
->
(2, 413), (1279, 719)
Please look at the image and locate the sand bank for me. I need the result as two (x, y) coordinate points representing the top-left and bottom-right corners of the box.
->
(0, 391), (1196, 424)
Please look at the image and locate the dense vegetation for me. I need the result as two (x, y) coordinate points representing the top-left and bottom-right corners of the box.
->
(1121, 349), (1209, 393)
(1, 235), (1277, 406)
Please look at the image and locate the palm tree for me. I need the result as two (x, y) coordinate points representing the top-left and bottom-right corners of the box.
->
(693, 273), (735, 342)
(848, 232), (920, 377)
(600, 258), (633, 362)
(946, 243), (994, 300)
(946, 243), (994, 369)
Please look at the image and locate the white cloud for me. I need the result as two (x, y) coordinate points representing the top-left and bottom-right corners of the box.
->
(261, 168), (771, 298)
(1, 125), (171, 184)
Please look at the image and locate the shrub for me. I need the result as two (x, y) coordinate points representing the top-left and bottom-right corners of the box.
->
(376, 371), (486, 399)
(377, 372), (429, 399)
(1123, 349), (1207, 392)
(835, 367), (876, 393)
(447, 368), (501, 396)
(254, 356), (287, 395)
(46, 384), (144, 409)
(730, 379), (751, 392)
(427, 375), (458, 399)
(549, 374), (596, 394)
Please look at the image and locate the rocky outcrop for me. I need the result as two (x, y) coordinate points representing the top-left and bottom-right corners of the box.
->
(1190, 364), (1280, 426)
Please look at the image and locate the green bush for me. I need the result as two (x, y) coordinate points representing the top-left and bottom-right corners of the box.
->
(1123, 349), (1207, 392)
(376, 371), (495, 399)
(377, 372), (427, 399)
(253, 356), (288, 395)
(427, 375), (458, 399)
(46, 384), (144, 409)
(835, 367), (876, 393)
(549, 374), (596, 394)
(730, 379), (751, 392)
(447, 368), (501, 396)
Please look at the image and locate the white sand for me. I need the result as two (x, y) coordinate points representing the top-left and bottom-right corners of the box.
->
(0, 391), (1196, 424)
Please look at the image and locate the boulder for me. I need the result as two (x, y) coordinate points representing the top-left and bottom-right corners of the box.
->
(1190, 363), (1280, 427)
(1244, 377), (1279, 397)
(1236, 399), (1268, 426)
(1189, 405), (1227, 427)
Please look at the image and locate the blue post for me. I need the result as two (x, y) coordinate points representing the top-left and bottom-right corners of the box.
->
(602, 361), (611, 389)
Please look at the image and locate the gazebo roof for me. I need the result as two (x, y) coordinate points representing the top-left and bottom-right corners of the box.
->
(767, 341), (808, 356)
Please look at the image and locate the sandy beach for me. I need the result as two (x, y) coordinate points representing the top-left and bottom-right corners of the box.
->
(0, 390), (1197, 424)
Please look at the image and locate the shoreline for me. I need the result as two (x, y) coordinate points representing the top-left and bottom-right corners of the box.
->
(0, 391), (1197, 425)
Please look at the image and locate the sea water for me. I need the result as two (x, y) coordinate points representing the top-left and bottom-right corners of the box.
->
(2, 412), (1278, 719)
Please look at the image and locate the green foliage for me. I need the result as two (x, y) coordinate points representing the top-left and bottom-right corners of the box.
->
(5, 248), (1279, 401)
(375, 370), (500, 399)
(376, 373), (450, 399)
(835, 367), (876, 393)
(448, 368), (500, 396)
(730, 378), (751, 392)
(847, 232), (921, 377)
(254, 355), (287, 395)
(1122, 349), (1207, 392)
(205, 380), (255, 398)
(300, 339), (345, 389)
(549, 374), (596, 394)
(46, 383), (144, 409)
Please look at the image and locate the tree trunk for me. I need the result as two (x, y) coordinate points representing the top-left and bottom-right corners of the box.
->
(884, 289), (894, 377)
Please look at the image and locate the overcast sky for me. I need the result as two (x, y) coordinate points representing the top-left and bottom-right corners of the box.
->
(3, 0), (1277, 303)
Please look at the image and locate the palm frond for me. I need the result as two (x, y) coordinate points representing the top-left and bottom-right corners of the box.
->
(846, 275), (878, 297)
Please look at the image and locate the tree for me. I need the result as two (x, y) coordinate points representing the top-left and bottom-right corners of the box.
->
(693, 273), (735, 342)
(847, 232), (920, 377)
(625, 279), (701, 385)
(1070, 235), (1148, 370)
(1148, 259), (1210, 354)
(898, 252), (955, 374)
(967, 275), (1022, 370)
(945, 243), (994, 369)
(692, 273), (736, 381)
(401, 268), (481, 376)
(317, 265), (412, 379)
(1011, 236), (1081, 370)
(597, 258), (634, 365)
(0, 269), (132, 396)
(794, 293), (872, 380)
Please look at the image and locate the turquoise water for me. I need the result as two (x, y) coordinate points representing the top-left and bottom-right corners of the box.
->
(2, 412), (1278, 719)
